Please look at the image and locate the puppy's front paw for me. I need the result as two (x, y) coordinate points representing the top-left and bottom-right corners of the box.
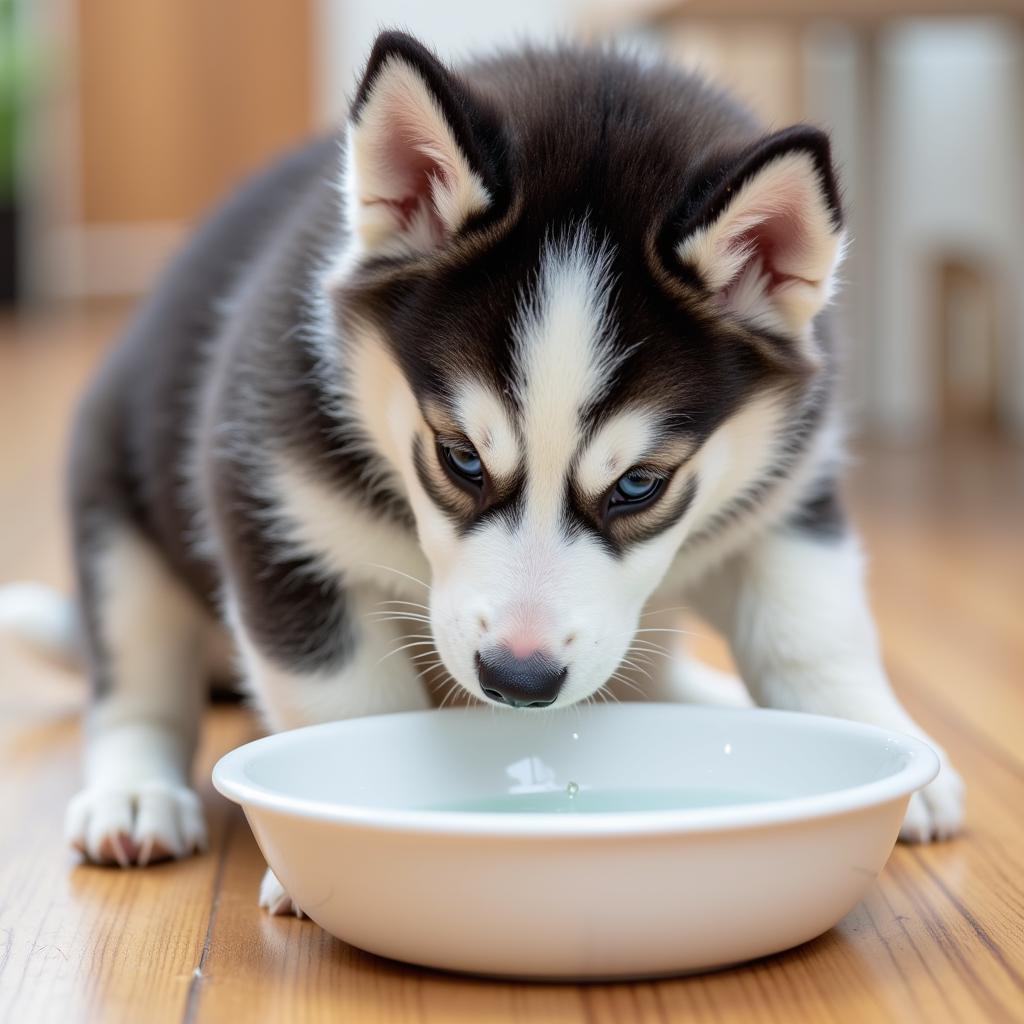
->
(899, 762), (965, 843)
(65, 783), (208, 866)
(259, 867), (304, 918)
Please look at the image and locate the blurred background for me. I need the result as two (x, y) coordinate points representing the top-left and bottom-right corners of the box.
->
(2, 0), (1024, 442)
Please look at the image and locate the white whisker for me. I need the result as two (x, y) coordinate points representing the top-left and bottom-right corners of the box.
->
(625, 649), (656, 665)
(617, 657), (652, 680)
(440, 681), (462, 710)
(364, 613), (432, 624)
(638, 605), (690, 619)
(366, 609), (431, 619)
(362, 562), (432, 592)
(609, 672), (645, 697)
(376, 639), (439, 666)
(628, 643), (673, 661)
(409, 650), (442, 663)
(634, 627), (702, 638)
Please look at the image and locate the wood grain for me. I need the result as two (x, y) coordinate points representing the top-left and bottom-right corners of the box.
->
(1, 306), (1022, 1023)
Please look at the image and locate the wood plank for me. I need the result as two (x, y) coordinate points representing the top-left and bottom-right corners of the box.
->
(0, 685), (253, 1024)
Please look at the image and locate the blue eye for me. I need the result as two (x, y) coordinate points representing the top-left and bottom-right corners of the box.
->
(610, 469), (663, 507)
(441, 442), (484, 485)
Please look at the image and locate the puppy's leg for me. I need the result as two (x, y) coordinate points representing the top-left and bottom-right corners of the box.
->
(695, 528), (964, 842)
(65, 527), (208, 866)
(659, 656), (754, 708)
(229, 585), (432, 914)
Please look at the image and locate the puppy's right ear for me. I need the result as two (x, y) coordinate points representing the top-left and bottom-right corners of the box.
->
(343, 31), (501, 261)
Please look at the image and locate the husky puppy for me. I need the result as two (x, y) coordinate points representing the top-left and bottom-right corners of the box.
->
(24, 32), (965, 905)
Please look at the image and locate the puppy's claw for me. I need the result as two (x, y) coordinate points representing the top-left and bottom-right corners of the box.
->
(109, 832), (137, 868)
(65, 784), (207, 867)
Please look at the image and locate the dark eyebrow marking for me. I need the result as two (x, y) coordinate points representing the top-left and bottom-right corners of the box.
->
(420, 399), (465, 441)
(563, 467), (698, 559)
(411, 435), (469, 523)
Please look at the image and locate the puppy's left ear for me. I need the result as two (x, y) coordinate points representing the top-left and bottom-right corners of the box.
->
(343, 30), (503, 261)
(674, 126), (845, 343)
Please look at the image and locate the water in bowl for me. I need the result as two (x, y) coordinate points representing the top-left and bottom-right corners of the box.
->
(426, 784), (780, 814)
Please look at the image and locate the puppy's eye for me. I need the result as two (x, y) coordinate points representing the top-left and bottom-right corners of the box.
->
(440, 442), (484, 486)
(609, 468), (663, 510)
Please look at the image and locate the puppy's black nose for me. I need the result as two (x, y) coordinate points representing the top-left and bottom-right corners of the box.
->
(476, 649), (566, 708)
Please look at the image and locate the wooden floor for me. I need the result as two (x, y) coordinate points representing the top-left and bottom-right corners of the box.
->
(1, 304), (1022, 1023)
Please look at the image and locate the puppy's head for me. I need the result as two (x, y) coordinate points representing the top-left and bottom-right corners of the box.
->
(329, 32), (845, 709)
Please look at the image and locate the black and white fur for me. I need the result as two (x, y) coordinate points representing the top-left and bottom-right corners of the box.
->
(2, 33), (963, 905)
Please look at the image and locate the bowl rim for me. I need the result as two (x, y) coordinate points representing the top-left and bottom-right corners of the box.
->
(211, 705), (939, 837)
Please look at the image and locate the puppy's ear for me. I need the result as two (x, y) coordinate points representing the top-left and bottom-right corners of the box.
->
(344, 31), (501, 260)
(674, 126), (845, 342)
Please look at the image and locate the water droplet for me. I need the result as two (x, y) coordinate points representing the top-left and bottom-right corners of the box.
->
(566, 781), (579, 799)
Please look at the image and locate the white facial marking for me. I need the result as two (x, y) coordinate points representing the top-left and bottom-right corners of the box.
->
(686, 391), (787, 528)
(454, 380), (519, 479)
(575, 407), (663, 497)
(513, 230), (620, 525)
(345, 323), (421, 477)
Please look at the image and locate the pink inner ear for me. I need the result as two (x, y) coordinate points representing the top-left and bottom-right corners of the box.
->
(365, 117), (455, 248)
(723, 206), (816, 295)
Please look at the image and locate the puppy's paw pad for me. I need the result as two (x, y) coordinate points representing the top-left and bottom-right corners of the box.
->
(899, 764), (964, 843)
(259, 868), (304, 918)
(65, 784), (207, 866)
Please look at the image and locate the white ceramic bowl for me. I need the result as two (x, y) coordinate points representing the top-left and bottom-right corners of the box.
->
(212, 704), (937, 980)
